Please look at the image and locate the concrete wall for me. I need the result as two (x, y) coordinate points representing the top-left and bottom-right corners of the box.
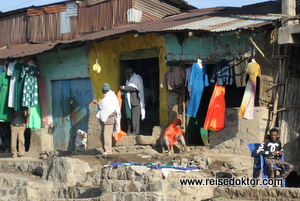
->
(162, 30), (276, 123)
(37, 46), (90, 126)
(88, 34), (168, 125)
(209, 107), (268, 155)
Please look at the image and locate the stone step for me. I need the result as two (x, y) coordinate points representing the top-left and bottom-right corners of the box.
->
(0, 172), (54, 200)
(214, 186), (300, 200)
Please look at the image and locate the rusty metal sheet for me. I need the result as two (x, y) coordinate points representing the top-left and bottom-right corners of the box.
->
(0, 43), (57, 59)
(27, 5), (66, 16)
(280, 78), (300, 167)
(77, 0), (133, 34)
(134, 0), (180, 19)
(0, 13), (27, 46)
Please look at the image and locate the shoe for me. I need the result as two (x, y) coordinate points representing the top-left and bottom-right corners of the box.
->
(12, 154), (17, 158)
(18, 154), (24, 157)
(103, 151), (112, 155)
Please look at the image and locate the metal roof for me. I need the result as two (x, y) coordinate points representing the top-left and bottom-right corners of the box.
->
(0, 43), (57, 59)
(163, 15), (281, 32)
(0, 1), (283, 59)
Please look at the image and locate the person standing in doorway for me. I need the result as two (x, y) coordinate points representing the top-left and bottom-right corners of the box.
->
(94, 83), (120, 155)
(11, 110), (27, 158)
(120, 68), (145, 135)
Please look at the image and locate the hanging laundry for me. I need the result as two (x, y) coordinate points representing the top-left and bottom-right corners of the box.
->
(27, 101), (42, 129)
(7, 61), (17, 108)
(238, 60), (260, 119)
(13, 62), (27, 111)
(230, 56), (248, 87)
(186, 62), (209, 118)
(0, 65), (3, 74)
(204, 82), (225, 131)
(210, 59), (234, 86)
(38, 74), (50, 128)
(185, 66), (192, 97)
(22, 64), (40, 107)
(160, 66), (185, 91)
(0, 65), (3, 91)
(0, 72), (12, 121)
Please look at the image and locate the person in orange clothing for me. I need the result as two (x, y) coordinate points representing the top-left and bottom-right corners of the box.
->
(161, 119), (188, 155)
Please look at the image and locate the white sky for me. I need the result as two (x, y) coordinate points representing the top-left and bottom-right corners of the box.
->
(0, 0), (273, 12)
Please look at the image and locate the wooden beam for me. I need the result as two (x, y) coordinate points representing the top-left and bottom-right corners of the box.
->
(249, 37), (273, 67)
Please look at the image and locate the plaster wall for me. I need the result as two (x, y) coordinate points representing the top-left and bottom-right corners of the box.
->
(162, 30), (275, 122)
(37, 46), (90, 125)
(209, 107), (268, 155)
(88, 34), (168, 125)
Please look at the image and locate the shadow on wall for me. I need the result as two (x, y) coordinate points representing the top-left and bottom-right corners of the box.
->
(282, 135), (300, 174)
(208, 109), (239, 149)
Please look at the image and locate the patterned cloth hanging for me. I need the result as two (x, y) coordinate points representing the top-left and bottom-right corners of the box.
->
(22, 65), (40, 107)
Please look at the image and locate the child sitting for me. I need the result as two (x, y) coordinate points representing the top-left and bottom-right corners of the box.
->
(161, 119), (188, 155)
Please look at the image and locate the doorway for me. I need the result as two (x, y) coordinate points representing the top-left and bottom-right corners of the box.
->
(120, 57), (160, 135)
(52, 78), (93, 151)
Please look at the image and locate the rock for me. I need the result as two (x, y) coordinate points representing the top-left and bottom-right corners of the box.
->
(128, 181), (142, 192)
(19, 162), (29, 172)
(211, 170), (218, 176)
(28, 163), (36, 172)
(115, 136), (137, 147)
(206, 157), (213, 165)
(142, 149), (158, 155)
(180, 158), (189, 166)
(136, 135), (156, 145)
(137, 154), (151, 159)
(45, 157), (92, 187)
(198, 161), (207, 170)
(130, 166), (150, 175)
(216, 172), (232, 178)
(149, 180), (162, 192)
(40, 154), (47, 160)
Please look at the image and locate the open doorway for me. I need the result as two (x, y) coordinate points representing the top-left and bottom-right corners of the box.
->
(120, 57), (160, 135)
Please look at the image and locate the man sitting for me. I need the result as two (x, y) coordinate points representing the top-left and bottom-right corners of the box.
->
(256, 128), (294, 179)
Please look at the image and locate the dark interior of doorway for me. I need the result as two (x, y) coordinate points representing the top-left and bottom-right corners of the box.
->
(120, 58), (160, 135)
(186, 63), (260, 146)
(0, 122), (31, 152)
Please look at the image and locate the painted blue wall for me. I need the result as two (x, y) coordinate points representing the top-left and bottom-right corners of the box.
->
(37, 46), (90, 121)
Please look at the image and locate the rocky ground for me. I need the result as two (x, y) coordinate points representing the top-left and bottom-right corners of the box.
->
(0, 146), (299, 201)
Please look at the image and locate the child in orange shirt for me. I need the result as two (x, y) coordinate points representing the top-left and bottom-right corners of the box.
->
(161, 119), (188, 155)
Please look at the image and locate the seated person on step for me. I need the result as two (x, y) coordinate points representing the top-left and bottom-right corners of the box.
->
(161, 119), (188, 154)
(256, 128), (293, 179)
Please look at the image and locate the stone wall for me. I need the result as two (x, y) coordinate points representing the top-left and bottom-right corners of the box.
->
(99, 165), (214, 201)
(88, 104), (102, 149)
(209, 107), (268, 155)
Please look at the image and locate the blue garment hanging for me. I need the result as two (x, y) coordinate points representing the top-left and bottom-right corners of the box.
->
(186, 63), (209, 118)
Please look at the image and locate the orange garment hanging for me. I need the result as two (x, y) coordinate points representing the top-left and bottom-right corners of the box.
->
(114, 90), (127, 141)
(203, 82), (225, 131)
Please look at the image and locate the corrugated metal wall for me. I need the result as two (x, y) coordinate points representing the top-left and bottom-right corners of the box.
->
(0, 0), (183, 46)
(77, 0), (133, 34)
(0, 13), (27, 46)
(280, 78), (300, 168)
(134, 0), (181, 19)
